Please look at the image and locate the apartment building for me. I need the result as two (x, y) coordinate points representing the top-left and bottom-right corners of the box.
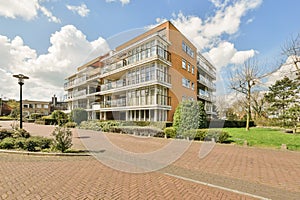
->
(64, 21), (216, 121)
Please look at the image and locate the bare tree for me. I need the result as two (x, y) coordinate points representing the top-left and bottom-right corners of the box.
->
(230, 59), (263, 131)
(282, 33), (300, 74)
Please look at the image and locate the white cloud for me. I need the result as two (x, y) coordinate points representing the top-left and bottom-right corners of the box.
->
(0, 0), (60, 23)
(106, 0), (130, 6)
(153, 0), (262, 70)
(0, 25), (110, 101)
(264, 56), (299, 87)
(66, 3), (90, 17)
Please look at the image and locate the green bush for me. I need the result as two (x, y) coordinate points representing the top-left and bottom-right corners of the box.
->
(44, 118), (58, 125)
(30, 113), (43, 120)
(71, 108), (87, 125)
(35, 120), (45, 125)
(173, 101), (207, 133)
(208, 120), (255, 128)
(12, 129), (31, 138)
(164, 127), (176, 138)
(51, 127), (72, 152)
(194, 129), (207, 141)
(51, 110), (69, 125)
(0, 137), (15, 149)
(0, 129), (14, 140)
(205, 129), (230, 143)
(79, 120), (120, 132)
(14, 137), (27, 149)
(24, 137), (39, 151)
(65, 122), (77, 128)
(110, 126), (163, 137)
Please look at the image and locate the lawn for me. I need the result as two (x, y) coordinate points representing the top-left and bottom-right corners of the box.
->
(223, 127), (300, 151)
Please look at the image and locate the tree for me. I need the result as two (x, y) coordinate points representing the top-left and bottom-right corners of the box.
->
(286, 104), (300, 133)
(282, 33), (300, 74)
(251, 91), (267, 120)
(230, 59), (263, 131)
(51, 110), (68, 125)
(70, 108), (88, 125)
(173, 101), (207, 138)
(264, 76), (299, 126)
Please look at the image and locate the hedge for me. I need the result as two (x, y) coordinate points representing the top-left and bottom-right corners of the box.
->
(208, 120), (255, 128)
(110, 126), (164, 137)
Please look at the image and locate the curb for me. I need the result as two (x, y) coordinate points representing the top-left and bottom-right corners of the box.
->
(0, 149), (91, 156)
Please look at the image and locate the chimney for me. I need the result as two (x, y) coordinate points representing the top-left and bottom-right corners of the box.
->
(52, 94), (57, 106)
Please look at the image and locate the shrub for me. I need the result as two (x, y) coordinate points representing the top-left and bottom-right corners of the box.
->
(194, 129), (207, 141)
(0, 137), (15, 149)
(71, 108), (87, 125)
(79, 120), (120, 132)
(30, 113), (43, 120)
(44, 118), (58, 125)
(65, 122), (77, 128)
(205, 129), (230, 143)
(208, 120), (255, 128)
(51, 110), (69, 125)
(24, 137), (39, 151)
(14, 137), (27, 149)
(35, 120), (45, 125)
(173, 101), (207, 133)
(164, 127), (176, 138)
(12, 129), (31, 138)
(51, 127), (72, 152)
(110, 126), (163, 137)
(0, 129), (14, 140)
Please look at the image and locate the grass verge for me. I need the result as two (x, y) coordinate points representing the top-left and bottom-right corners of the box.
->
(224, 127), (300, 151)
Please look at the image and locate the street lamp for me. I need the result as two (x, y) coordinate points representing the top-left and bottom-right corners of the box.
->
(13, 74), (29, 129)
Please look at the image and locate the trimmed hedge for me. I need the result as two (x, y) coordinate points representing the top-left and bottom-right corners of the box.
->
(110, 126), (164, 137)
(164, 127), (176, 138)
(208, 120), (255, 128)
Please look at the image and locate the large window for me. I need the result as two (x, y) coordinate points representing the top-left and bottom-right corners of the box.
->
(182, 59), (186, 69)
(182, 41), (194, 58)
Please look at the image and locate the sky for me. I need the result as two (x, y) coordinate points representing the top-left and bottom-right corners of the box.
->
(0, 0), (299, 101)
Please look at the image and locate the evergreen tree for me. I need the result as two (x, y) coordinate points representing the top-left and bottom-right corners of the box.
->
(264, 76), (299, 126)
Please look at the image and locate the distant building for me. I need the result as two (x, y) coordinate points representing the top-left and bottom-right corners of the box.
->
(22, 100), (51, 116)
(64, 21), (217, 121)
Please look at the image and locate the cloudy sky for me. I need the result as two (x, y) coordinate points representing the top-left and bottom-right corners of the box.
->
(0, 0), (299, 101)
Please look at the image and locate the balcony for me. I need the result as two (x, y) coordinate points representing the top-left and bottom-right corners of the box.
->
(64, 75), (88, 90)
(101, 45), (171, 76)
(197, 61), (216, 79)
(88, 94), (171, 111)
(99, 69), (171, 93)
(198, 90), (216, 102)
(198, 75), (216, 91)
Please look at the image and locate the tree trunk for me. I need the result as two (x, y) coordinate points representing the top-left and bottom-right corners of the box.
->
(246, 87), (251, 131)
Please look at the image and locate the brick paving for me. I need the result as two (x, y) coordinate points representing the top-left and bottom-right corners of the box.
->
(1, 121), (300, 199)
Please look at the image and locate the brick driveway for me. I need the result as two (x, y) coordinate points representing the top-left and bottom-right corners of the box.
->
(1, 122), (300, 199)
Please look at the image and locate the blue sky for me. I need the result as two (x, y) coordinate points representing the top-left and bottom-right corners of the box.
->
(0, 0), (299, 101)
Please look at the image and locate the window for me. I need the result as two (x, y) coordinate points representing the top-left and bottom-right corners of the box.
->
(192, 82), (194, 90)
(36, 104), (41, 108)
(43, 104), (49, 109)
(182, 41), (194, 58)
(182, 77), (190, 88)
(182, 59), (186, 69)
(192, 66), (195, 74)
(187, 63), (190, 72)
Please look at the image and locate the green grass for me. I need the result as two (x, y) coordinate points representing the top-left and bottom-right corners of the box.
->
(223, 127), (300, 151)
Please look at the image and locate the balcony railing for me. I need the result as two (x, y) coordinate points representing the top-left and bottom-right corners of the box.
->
(64, 75), (88, 89)
(197, 60), (216, 78)
(198, 75), (216, 90)
(89, 94), (171, 109)
(100, 69), (171, 92)
(198, 90), (216, 102)
(101, 45), (171, 75)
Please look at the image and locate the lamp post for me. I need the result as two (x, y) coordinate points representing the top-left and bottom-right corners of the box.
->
(13, 74), (29, 129)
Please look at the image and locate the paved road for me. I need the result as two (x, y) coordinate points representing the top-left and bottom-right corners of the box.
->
(1, 122), (300, 199)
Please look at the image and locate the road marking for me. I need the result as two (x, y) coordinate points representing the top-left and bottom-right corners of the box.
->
(164, 173), (270, 200)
